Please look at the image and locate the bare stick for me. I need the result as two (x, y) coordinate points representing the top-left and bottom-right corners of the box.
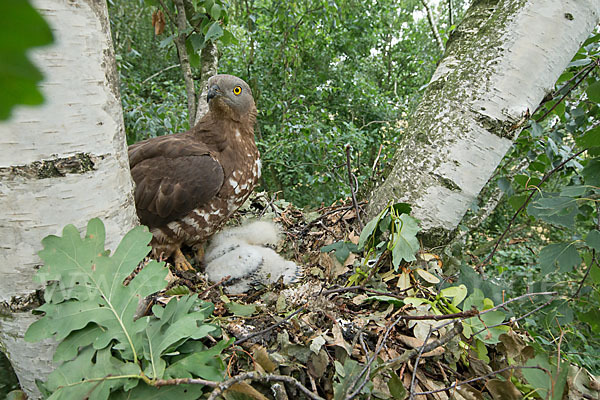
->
(535, 60), (598, 123)
(345, 144), (364, 229)
(470, 297), (555, 338)
(234, 307), (305, 346)
(172, 0), (197, 126)
(198, 275), (231, 299)
(388, 322), (463, 367)
(206, 372), (325, 400)
(574, 201), (600, 298)
(408, 326), (433, 399)
(420, 0), (444, 52)
(141, 64), (181, 84)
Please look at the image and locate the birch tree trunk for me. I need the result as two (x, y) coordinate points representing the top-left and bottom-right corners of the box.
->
(0, 0), (138, 397)
(367, 0), (600, 245)
(194, 41), (220, 124)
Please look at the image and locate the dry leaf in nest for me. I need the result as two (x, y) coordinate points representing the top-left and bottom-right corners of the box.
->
(151, 10), (165, 35)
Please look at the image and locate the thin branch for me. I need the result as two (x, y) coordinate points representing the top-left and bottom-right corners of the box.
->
(345, 144), (364, 229)
(142, 64), (181, 84)
(300, 203), (366, 235)
(234, 307), (305, 346)
(206, 372), (325, 400)
(323, 284), (412, 300)
(470, 297), (555, 338)
(478, 148), (588, 268)
(388, 322), (463, 367)
(447, 0), (453, 26)
(413, 365), (549, 396)
(420, 0), (444, 52)
(574, 200), (600, 298)
(172, 0), (197, 126)
(198, 275), (231, 299)
(408, 326), (433, 399)
(156, 0), (176, 26)
(535, 60), (598, 123)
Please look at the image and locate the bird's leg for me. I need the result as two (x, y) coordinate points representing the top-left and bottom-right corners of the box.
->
(173, 247), (195, 271)
(195, 244), (206, 264)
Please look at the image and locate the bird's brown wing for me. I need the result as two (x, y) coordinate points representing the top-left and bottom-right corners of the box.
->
(129, 134), (224, 228)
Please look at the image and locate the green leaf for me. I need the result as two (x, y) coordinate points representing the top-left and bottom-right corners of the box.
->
(462, 289), (507, 344)
(582, 157), (600, 186)
(576, 126), (600, 148)
(0, 1), (54, 120)
(440, 285), (468, 307)
(523, 354), (568, 400)
(26, 219), (168, 362)
(165, 339), (231, 381)
(209, 3), (221, 19)
(43, 346), (140, 399)
(585, 230), (600, 251)
(586, 80), (600, 103)
(358, 210), (384, 250)
(527, 195), (579, 228)
(111, 383), (206, 400)
(164, 285), (191, 296)
(226, 301), (257, 317)
(456, 264), (503, 306)
(205, 22), (223, 42)
(387, 371), (407, 399)
(220, 29), (238, 45)
(538, 242), (581, 274)
(390, 214), (420, 268)
(321, 241), (359, 263)
(143, 296), (218, 379)
(530, 121), (544, 137)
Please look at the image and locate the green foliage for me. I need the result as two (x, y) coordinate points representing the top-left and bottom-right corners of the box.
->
(109, 0), (450, 206)
(0, 1), (53, 120)
(358, 203), (420, 268)
(468, 32), (600, 374)
(25, 219), (228, 399)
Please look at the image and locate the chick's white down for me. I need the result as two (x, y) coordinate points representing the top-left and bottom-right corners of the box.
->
(204, 220), (301, 293)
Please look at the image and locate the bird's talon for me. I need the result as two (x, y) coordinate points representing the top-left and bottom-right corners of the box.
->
(173, 248), (195, 272)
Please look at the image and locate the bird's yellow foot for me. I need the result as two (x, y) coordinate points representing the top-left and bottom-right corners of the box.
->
(173, 248), (195, 272)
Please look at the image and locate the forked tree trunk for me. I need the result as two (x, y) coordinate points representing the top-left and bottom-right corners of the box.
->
(0, 0), (138, 397)
(368, 0), (600, 245)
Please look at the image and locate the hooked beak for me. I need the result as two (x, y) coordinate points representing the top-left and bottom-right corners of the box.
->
(207, 84), (220, 103)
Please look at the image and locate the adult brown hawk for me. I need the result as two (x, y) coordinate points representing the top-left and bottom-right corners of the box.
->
(128, 74), (260, 271)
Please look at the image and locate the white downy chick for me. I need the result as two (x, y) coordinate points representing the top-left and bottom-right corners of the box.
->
(204, 220), (301, 293)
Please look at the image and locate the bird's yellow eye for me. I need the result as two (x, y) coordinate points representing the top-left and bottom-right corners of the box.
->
(233, 86), (242, 96)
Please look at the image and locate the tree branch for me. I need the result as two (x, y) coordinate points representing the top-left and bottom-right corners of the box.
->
(172, 0), (197, 126)
(420, 0), (444, 52)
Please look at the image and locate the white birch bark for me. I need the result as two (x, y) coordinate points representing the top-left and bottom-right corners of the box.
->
(368, 0), (600, 245)
(0, 0), (138, 397)
(194, 40), (219, 124)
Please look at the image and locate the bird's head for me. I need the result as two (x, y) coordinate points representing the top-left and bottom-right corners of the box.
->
(206, 74), (255, 122)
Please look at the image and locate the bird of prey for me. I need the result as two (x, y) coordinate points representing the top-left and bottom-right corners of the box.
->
(128, 74), (260, 271)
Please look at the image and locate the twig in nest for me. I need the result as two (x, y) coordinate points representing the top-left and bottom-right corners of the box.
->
(300, 203), (366, 235)
(345, 144), (364, 229)
(412, 365), (549, 396)
(234, 307), (305, 346)
(389, 322), (463, 368)
(206, 372), (325, 400)
(408, 326), (434, 399)
(198, 275), (231, 299)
